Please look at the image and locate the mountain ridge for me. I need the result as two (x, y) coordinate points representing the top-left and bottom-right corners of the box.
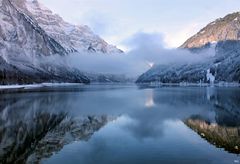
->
(181, 12), (240, 49)
(137, 12), (240, 84)
(14, 0), (123, 54)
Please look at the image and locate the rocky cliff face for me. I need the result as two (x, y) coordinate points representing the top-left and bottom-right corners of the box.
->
(0, 0), (67, 58)
(0, 0), (80, 84)
(12, 0), (122, 54)
(0, 0), (123, 84)
(181, 12), (240, 49)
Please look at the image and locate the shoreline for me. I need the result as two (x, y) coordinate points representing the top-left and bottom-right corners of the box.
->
(136, 82), (240, 87)
(0, 83), (84, 93)
(0, 82), (239, 94)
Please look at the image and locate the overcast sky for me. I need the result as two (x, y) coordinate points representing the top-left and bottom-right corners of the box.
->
(39, 0), (240, 50)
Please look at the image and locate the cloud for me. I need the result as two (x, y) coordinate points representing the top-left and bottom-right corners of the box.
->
(30, 32), (214, 78)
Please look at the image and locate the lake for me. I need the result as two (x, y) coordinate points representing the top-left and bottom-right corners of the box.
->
(0, 84), (240, 164)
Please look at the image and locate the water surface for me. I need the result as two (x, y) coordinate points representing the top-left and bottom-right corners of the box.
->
(0, 85), (240, 164)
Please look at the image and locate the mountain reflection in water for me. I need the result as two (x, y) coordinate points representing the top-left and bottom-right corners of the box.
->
(0, 85), (239, 164)
(184, 87), (240, 154)
(0, 93), (112, 164)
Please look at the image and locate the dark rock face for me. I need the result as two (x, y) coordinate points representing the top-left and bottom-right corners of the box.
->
(212, 41), (240, 82)
(0, 59), (90, 84)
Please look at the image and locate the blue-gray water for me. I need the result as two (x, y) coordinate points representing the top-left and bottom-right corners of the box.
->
(1, 85), (240, 164)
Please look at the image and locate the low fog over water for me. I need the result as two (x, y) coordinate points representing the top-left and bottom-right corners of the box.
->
(40, 32), (215, 77)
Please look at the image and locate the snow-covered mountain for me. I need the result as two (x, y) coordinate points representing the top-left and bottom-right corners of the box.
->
(137, 12), (240, 84)
(0, 0), (123, 84)
(0, 0), (67, 58)
(13, 0), (123, 54)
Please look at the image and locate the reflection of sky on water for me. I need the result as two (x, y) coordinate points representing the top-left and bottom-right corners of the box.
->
(1, 85), (240, 164)
(44, 115), (239, 164)
(43, 86), (240, 164)
(145, 89), (155, 108)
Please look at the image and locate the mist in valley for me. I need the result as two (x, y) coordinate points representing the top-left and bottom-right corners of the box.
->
(46, 32), (215, 78)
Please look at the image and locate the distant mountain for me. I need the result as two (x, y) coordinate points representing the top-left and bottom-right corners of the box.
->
(181, 12), (240, 49)
(0, 0), (123, 84)
(137, 12), (240, 84)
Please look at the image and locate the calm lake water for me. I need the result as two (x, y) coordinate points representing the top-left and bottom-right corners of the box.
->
(1, 84), (240, 164)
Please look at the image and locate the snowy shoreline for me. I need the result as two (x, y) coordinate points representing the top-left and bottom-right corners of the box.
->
(0, 83), (84, 91)
(137, 82), (240, 87)
(0, 82), (239, 93)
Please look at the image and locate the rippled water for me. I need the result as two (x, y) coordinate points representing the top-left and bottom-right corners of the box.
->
(0, 85), (240, 164)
